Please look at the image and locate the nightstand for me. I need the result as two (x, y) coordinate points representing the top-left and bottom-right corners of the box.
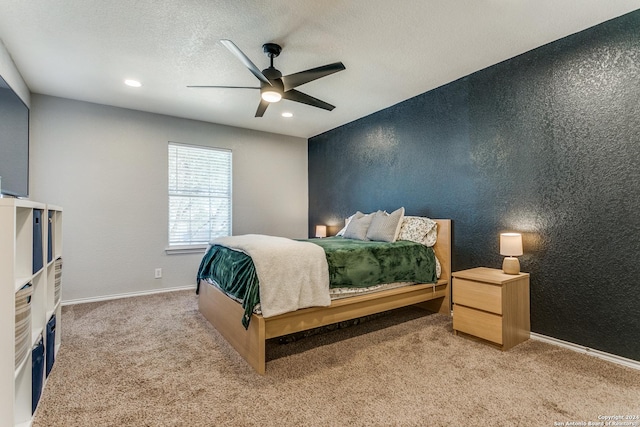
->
(452, 267), (530, 350)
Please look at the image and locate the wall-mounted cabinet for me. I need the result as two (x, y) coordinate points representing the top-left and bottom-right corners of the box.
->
(1, 199), (63, 426)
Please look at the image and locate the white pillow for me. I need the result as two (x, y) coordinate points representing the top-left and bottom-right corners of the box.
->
(397, 216), (438, 247)
(343, 212), (374, 240)
(336, 212), (364, 236)
(366, 207), (405, 242)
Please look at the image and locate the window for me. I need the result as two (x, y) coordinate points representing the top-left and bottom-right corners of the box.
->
(168, 142), (232, 249)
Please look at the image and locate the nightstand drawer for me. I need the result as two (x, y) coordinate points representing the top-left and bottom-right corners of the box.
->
(453, 278), (502, 314)
(453, 305), (503, 345)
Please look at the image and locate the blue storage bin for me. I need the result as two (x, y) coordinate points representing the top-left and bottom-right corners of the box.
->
(46, 314), (56, 377)
(47, 210), (53, 263)
(33, 209), (44, 273)
(32, 336), (45, 414)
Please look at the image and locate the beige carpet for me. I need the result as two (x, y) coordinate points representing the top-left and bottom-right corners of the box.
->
(33, 290), (640, 427)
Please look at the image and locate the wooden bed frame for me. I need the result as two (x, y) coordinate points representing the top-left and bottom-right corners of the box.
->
(198, 219), (451, 374)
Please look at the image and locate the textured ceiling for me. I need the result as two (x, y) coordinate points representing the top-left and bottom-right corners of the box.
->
(1, 1), (640, 138)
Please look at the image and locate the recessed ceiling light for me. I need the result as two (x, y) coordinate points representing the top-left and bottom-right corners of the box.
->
(124, 79), (142, 87)
(281, 112), (293, 118)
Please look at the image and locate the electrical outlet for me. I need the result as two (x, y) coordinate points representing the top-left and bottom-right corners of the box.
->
(154, 268), (162, 279)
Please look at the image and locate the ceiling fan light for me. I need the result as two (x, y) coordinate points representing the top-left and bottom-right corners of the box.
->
(261, 90), (282, 103)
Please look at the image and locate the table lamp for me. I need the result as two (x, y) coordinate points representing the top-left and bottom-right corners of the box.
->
(500, 233), (523, 274)
(315, 225), (327, 238)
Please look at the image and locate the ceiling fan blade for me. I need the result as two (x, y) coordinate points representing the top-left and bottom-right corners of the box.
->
(220, 39), (272, 87)
(255, 99), (269, 117)
(281, 62), (345, 91)
(187, 85), (260, 89)
(282, 89), (335, 111)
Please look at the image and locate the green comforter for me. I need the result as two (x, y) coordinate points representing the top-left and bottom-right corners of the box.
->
(196, 236), (437, 328)
(300, 237), (436, 287)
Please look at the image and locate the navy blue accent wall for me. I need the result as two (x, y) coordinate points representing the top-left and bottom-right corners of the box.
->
(309, 11), (640, 361)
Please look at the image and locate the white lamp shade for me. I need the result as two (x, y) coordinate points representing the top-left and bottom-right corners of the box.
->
(315, 225), (327, 238)
(500, 233), (523, 256)
(261, 90), (282, 103)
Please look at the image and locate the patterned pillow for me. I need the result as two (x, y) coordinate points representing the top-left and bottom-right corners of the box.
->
(366, 207), (405, 242)
(343, 212), (374, 240)
(397, 216), (438, 247)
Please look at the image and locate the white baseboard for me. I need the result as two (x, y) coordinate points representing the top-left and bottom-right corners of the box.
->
(530, 332), (640, 371)
(61, 285), (196, 306)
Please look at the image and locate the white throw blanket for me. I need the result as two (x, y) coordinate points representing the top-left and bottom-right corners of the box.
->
(211, 234), (331, 318)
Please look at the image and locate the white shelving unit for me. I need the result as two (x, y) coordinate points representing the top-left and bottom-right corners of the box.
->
(1, 199), (63, 426)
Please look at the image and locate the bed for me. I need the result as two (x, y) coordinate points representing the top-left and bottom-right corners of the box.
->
(197, 218), (451, 374)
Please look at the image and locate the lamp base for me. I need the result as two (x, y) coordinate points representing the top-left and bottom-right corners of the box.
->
(502, 257), (520, 275)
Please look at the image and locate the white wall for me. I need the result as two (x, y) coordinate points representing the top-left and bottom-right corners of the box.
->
(29, 94), (308, 302)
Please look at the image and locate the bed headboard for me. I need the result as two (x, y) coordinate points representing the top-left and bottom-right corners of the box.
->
(433, 219), (452, 285)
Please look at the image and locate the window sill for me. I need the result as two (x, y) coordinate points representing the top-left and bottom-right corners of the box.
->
(165, 245), (208, 255)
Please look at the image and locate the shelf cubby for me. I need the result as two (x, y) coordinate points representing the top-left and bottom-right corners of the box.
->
(2, 200), (63, 426)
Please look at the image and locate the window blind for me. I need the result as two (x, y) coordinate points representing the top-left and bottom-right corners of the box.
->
(168, 142), (232, 246)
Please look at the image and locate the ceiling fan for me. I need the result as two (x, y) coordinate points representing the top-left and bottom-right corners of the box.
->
(188, 39), (346, 117)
